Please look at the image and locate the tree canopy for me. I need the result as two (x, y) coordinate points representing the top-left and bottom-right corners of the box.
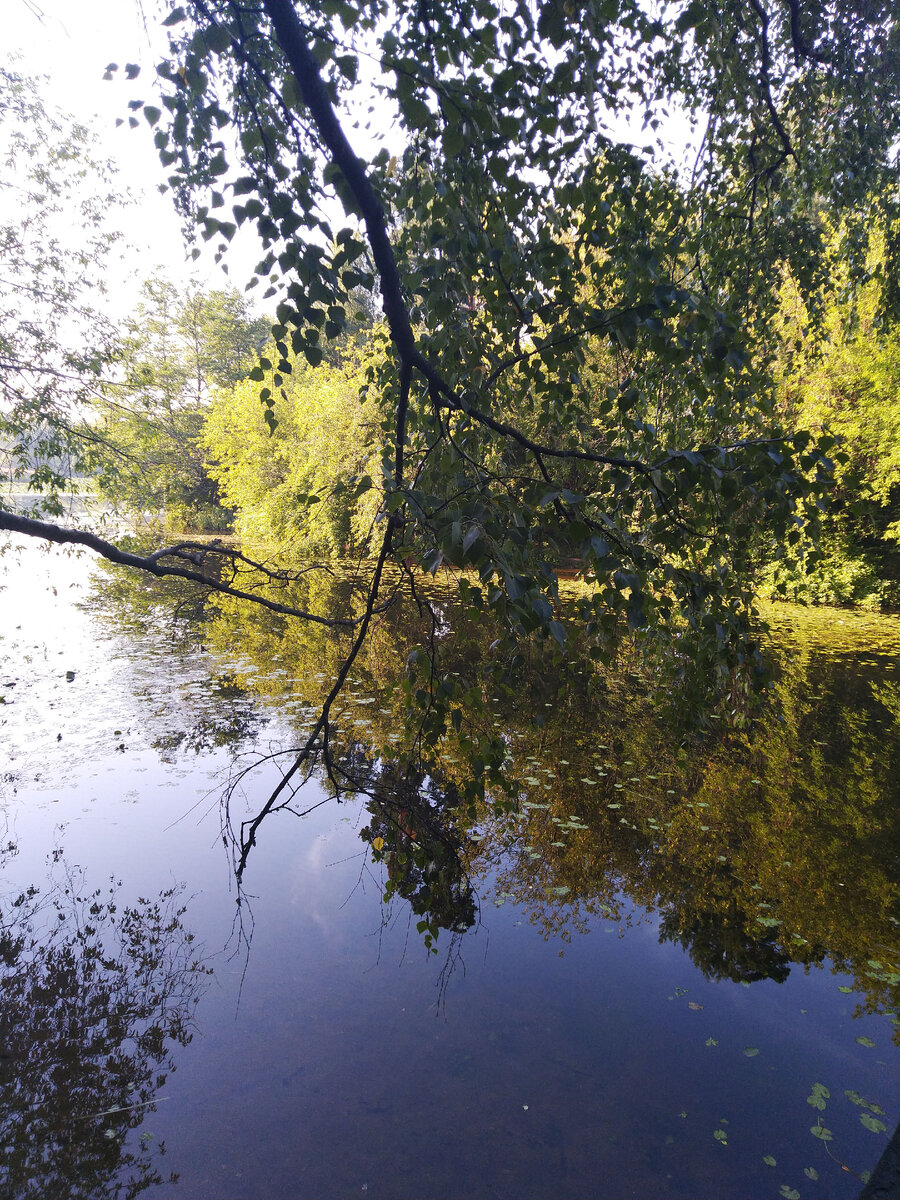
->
(2, 0), (899, 863)
(95, 275), (269, 531)
(0, 65), (121, 511)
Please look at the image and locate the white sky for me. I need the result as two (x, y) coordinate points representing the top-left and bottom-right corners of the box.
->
(6, 0), (262, 301)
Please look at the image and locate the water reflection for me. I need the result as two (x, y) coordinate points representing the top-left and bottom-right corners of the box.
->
(0, 541), (893, 1197)
(0, 842), (210, 1200)
(81, 558), (900, 1035)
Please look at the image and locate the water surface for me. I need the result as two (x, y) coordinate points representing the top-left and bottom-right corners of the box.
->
(1, 538), (898, 1200)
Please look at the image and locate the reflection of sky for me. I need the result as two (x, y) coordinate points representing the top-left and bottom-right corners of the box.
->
(1, 538), (897, 1200)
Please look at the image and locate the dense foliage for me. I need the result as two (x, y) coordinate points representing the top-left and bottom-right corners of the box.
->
(770, 236), (900, 607)
(203, 343), (379, 551)
(95, 276), (269, 530)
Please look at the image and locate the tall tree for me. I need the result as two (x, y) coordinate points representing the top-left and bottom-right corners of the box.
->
(0, 65), (121, 514)
(95, 275), (269, 530)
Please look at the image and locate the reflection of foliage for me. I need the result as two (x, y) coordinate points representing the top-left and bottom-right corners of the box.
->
(0, 851), (211, 1200)
(84, 553), (214, 651)
(85, 555), (900, 1018)
(358, 762), (478, 947)
(659, 901), (796, 985)
(81, 557), (266, 761)
(150, 674), (265, 761)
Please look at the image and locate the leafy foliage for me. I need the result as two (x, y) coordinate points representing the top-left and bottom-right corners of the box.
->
(202, 342), (379, 551)
(95, 276), (270, 531)
(0, 66), (121, 513)
(767, 228), (900, 605)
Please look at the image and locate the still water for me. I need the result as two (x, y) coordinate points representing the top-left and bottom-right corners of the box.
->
(1, 537), (898, 1199)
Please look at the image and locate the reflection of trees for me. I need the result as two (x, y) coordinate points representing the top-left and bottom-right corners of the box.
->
(0, 848), (210, 1200)
(658, 901), (796, 984)
(84, 555), (900, 1013)
(358, 761), (477, 939)
(81, 557), (267, 760)
(150, 673), (264, 761)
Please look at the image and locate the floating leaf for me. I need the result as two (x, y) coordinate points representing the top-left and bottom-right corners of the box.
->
(779, 1188), (800, 1200)
(713, 1129), (727, 1143)
(743, 1047), (759, 1057)
(810, 1123), (834, 1141)
(803, 1167), (818, 1180)
(860, 1113), (887, 1134)
(705, 1037), (718, 1047)
(763, 1155), (777, 1167)
(855, 1036), (876, 1048)
(844, 1089), (884, 1113)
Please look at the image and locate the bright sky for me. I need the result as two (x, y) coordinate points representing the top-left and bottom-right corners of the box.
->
(6, 0), (262, 299)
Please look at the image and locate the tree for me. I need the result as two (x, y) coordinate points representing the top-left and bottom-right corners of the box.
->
(94, 275), (270, 531)
(2, 0), (898, 869)
(203, 344), (379, 551)
(0, 65), (121, 514)
(766, 222), (900, 606)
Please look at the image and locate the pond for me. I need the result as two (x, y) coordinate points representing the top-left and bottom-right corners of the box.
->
(1, 536), (899, 1200)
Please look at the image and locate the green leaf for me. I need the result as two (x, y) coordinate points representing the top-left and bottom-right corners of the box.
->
(762, 1155), (776, 1167)
(810, 1124), (833, 1141)
(462, 525), (481, 553)
(860, 1113), (887, 1134)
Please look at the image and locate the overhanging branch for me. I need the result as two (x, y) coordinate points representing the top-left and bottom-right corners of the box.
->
(0, 510), (358, 627)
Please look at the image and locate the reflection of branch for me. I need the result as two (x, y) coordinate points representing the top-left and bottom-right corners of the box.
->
(236, 516), (401, 873)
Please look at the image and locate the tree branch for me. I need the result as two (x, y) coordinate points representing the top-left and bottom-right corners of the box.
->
(748, 0), (797, 162)
(0, 510), (357, 627)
